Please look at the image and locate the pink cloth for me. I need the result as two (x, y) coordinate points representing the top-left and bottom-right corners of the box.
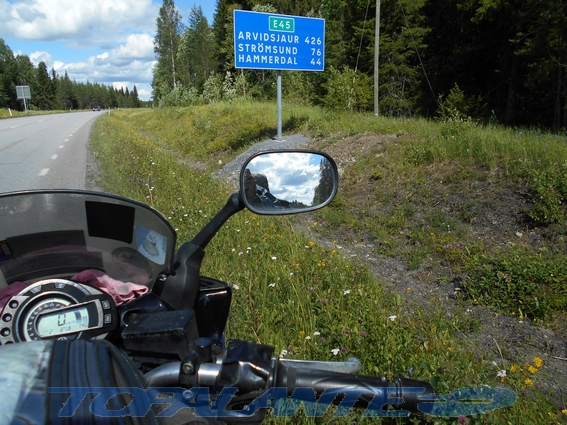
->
(71, 270), (149, 305)
(0, 270), (149, 315)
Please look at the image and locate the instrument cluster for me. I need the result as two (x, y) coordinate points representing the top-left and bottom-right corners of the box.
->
(0, 279), (117, 344)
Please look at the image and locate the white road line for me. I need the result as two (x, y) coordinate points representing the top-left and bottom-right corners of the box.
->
(59, 145), (64, 149)
(51, 154), (58, 160)
(38, 168), (49, 176)
(10, 125), (20, 129)
(64, 139), (69, 142)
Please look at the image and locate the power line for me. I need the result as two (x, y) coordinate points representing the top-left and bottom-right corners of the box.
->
(398, 0), (439, 107)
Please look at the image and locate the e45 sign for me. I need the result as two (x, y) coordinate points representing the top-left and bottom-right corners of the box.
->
(234, 10), (325, 71)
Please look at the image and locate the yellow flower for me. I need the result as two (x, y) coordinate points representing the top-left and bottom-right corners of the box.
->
(562, 409), (567, 415)
(524, 379), (533, 387)
(534, 357), (543, 368)
(510, 364), (519, 372)
(528, 366), (538, 374)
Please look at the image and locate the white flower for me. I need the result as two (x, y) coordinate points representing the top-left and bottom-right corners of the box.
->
(268, 283), (276, 288)
(271, 256), (277, 260)
(233, 284), (240, 290)
(280, 350), (288, 357)
(305, 336), (311, 340)
(497, 370), (507, 378)
(331, 348), (340, 356)
(232, 248), (236, 252)
(343, 290), (351, 296)
(313, 331), (321, 336)
(388, 315), (397, 322)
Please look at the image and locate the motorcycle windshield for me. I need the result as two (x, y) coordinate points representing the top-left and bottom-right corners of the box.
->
(0, 191), (176, 288)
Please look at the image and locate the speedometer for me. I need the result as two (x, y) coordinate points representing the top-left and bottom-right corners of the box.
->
(0, 278), (117, 343)
(36, 305), (90, 338)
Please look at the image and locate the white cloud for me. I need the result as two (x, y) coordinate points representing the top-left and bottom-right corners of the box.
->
(29, 51), (52, 65)
(1, 0), (158, 44)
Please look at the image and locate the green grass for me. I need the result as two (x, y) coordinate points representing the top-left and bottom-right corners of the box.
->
(89, 104), (567, 424)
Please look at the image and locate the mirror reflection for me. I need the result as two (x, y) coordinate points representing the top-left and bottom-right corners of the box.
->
(241, 151), (338, 214)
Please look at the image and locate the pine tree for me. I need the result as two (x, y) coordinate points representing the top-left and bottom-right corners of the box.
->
(153, 0), (184, 102)
(178, 6), (215, 90)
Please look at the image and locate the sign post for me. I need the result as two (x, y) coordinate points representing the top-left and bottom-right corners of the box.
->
(16, 85), (31, 114)
(234, 10), (325, 139)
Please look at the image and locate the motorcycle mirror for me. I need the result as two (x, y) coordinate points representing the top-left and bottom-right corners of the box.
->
(239, 150), (339, 215)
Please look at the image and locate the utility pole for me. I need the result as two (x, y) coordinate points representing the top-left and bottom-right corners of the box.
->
(374, 0), (381, 116)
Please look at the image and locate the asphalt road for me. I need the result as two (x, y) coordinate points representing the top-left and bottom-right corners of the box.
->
(0, 111), (102, 193)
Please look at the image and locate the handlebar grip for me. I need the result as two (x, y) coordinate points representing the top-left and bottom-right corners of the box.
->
(275, 363), (432, 413)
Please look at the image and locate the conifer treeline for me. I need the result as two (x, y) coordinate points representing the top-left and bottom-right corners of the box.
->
(152, 0), (567, 129)
(0, 39), (142, 111)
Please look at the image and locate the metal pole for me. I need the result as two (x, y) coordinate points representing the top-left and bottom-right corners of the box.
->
(374, 0), (381, 116)
(277, 70), (282, 139)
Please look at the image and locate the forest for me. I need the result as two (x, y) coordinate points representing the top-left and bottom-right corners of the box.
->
(152, 0), (567, 130)
(0, 39), (142, 111)
(1, 0), (565, 130)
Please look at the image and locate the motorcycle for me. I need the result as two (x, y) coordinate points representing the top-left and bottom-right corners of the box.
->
(0, 150), (433, 424)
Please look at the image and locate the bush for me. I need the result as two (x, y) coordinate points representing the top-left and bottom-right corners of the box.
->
(322, 66), (372, 112)
(438, 83), (486, 122)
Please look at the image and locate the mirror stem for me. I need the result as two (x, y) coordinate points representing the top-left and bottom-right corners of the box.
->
(189, 193), (245, 249)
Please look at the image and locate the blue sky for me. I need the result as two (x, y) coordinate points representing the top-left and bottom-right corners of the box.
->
(0, 1), (217, 101)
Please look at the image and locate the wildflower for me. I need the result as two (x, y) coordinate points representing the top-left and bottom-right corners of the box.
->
(525, 379), (534, 387)
(497, 370), (507, 378)
(344, 329), (350, 335)
(343, 290), (351, 296)
(534, 357), (543, 368)
(528, 366), (538, 374)
(360, 331), (367, 337)
(305, 336), (311, 340)
(388, 315), (397, 322)
(510, 364), (519, 372)
(280, 350), (288, 357)
(231, 248), (236, 252)
(320, 337), (325, 342)
(268, 283), (276, 288)
(313, 331), (321, 336)
(331, 348), (340, 356)
(457, 416), (468, 424)
(321, 299), (327, 305)
(271, 256), (277, 260)
(341, 347), (348, 354)
(309, 286), (314, 291)
(233, 284), (240, 290)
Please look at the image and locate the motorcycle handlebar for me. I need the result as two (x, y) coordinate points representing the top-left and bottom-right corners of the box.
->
(275, 362), (433, 413)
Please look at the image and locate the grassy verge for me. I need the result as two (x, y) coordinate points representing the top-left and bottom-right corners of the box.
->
(0, 108), (88, 119)
(89, 104), (567, 424)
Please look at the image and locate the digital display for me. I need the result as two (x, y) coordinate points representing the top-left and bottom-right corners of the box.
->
(36, 306), (89, 337)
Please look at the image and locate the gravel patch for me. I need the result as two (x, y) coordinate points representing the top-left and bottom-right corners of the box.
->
(213, 134), (311, 186)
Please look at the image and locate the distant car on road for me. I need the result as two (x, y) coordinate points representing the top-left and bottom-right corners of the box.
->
(92, 106), (101, 111)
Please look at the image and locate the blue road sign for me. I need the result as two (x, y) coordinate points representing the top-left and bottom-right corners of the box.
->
(234, 10), (325, 71)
